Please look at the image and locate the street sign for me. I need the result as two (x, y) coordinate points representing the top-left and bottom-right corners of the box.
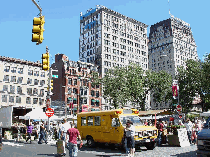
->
(52, 75), (58, 78)
(45, 108), (54, 117)
(177, 104), (182, 112)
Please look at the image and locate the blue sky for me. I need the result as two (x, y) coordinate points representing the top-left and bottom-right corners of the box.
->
(0, 0), (209, 65)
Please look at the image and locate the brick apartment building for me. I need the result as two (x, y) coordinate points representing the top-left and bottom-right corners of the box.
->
(51, 54), (101, 113)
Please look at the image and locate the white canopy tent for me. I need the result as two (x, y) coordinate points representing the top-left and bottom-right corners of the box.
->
(19, 107), (62, 121)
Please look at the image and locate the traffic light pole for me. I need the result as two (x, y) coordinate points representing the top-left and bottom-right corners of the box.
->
(32, 0), (42, 16)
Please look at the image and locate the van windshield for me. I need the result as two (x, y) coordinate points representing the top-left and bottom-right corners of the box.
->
(119, 115), (143, 126)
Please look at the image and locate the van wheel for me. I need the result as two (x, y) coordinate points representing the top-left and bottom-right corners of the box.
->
(87, 137), (95, 148)
(145, 142), (156, 150)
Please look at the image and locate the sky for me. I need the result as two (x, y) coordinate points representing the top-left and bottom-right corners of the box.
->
(0, 0), (209, 65)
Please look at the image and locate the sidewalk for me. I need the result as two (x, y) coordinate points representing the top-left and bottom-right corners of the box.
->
(2, 138), (57, 145)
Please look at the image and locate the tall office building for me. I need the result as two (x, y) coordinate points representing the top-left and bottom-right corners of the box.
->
(79, 5), (149, 110)
(148, 15), (198, 109)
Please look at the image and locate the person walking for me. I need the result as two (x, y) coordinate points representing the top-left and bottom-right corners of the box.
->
(26, 122), (33, 144)
(38, 123), (48, 144)
(0, 122), (3, 151)
(184, 118), (193, 144)
(124, 120), (135, 157)
(61, 118), (71, 155)
(66, 123), (82, 157)
(157, 120), (164, 146)
(57, 121), (62, 140)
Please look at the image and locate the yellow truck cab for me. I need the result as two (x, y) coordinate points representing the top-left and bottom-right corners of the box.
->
(77, 108), (158, 150)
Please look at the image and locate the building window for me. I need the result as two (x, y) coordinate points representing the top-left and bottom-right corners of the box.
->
(73, 88), (77, 94)
(40, 89), (44, 96)
(74, 79), (77, 85)
(4, 66), (10, 72)
(68, 87), (72, 95)
(39, 98), (43, 105)
(11, 76), (16, 82)
(10, 85), (15, 94)
(40, 80), (45, 86)
(17, 77), (23, 84)
(18, 68), (23, 74)
(28, 70), (33, 75)
(26, 97), (31, 104)
(32, 98), (38, 104)
(17, 86), (22, 94)
(34, 71), (39, 76)
(27, 88), (32, 95)
(91, 99), (95, 106)
(96, 91), (99, 97)
(91, 90), (95, 97)
(3, 85), (8, 92)
(9, 96), (15, 103)
(11, 67), (17, 73)
(2, 95), (7, 102)
(68, 78), (72, 85)
(96, 100), (99, 107)
(83, 98), (87, 104)
(16, 96), (21, 103)
(3, 75), (9, 82)
(27, 78), (32, 84)
(33, 88), (38, 95)
(41, 72), (45, 77)
(34, 79), (39, 85)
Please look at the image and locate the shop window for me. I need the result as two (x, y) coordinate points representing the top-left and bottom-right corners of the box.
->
(81, 117), (86, 126)
(87, 116), (93, 126)
(94, 116), (101, 126)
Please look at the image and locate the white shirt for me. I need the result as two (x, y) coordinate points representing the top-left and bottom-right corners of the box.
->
(61, 122), (71, 133)
(125, 125), (135, 137)
(185, 121), (193, 131)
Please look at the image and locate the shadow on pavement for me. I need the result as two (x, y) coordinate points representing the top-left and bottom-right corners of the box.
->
(171, 150), (197, 157)
(36, 154), (57, 157)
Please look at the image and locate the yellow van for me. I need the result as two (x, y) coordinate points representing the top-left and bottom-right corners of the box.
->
(77, 108), (158, 150)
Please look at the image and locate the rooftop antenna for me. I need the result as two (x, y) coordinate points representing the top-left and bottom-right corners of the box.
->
(168, 0), (172, 17)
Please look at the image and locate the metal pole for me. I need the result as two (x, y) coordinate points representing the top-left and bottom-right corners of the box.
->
(32, 0), (42, 16)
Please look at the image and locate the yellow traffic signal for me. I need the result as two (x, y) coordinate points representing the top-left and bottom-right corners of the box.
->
(42, 53), (49, 70)
(32, 16), (45, 44)
(50, 79), (53, 91)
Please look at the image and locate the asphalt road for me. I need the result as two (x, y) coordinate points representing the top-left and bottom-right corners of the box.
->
(0, 140), (198, 157)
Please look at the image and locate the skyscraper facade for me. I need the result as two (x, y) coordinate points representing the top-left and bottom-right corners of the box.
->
(148, 15), (198, 109)
(79, 5), (149, 110)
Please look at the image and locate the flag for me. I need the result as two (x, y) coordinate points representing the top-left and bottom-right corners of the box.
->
(172, 85), (178, 97)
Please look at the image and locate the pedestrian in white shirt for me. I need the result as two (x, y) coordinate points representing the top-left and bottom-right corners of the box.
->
(184, 118), (193, 144)
(124, 120), (135, 157)
(61, 118), (71, 155)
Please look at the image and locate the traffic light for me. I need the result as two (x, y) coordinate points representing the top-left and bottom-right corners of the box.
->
(32, 16), (45, 44)
(50, 79), (53, 91)
(42, 53), (49, 70)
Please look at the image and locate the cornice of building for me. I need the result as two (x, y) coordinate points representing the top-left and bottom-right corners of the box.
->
(0, 56), (41, 67)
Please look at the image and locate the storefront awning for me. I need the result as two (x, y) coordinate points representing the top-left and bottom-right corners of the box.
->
(91, 100), (96, 102)
(68, 98), (72, 100)
(73, 98), (77, 100)
(96, 100), (99, 102)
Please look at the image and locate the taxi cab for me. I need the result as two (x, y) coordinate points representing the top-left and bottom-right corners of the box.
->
(77, 108), (158, 150)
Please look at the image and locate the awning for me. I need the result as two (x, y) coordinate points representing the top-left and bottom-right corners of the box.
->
(96, 100), (99, 102)
(68, 98), (72, 100)
(91, 100), (96, 102)
(139, 110), (171, 116)
(73, 98), (77, 100)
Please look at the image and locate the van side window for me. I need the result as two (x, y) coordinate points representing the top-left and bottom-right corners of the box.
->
(88, 116), (93, 126)
(95, 116), (101, 126)
(81, 116), (86, 126)
(112, 118), (120, 127)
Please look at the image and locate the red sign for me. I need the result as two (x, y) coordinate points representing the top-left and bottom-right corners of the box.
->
(45, 108), (54, 117)
(177, 105), (182, 112)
